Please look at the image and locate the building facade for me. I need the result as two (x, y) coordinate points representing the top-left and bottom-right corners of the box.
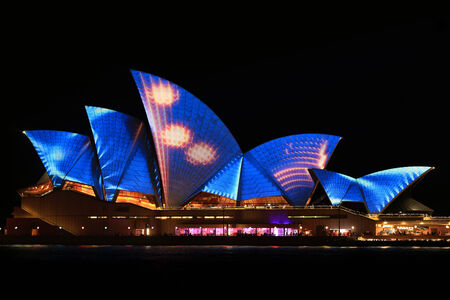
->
(6, 70), (449, 238)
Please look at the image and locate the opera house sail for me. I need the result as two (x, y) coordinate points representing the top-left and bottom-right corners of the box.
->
(309, 167), (434, 213)
(11, 69), (444, 238)
(23, 130), (103, 199)
(131, 70), (242, 208)
(85, 106), (160, 208)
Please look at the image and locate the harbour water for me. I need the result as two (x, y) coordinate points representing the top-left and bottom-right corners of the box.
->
(1, 245), (448, 295)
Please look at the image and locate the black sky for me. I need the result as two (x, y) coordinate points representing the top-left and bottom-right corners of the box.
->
(5, 13), (450, 223)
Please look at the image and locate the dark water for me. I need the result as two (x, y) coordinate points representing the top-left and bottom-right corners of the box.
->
(1, 245), (449, 295)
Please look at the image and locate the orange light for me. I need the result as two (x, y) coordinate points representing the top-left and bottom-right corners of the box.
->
(284, 184), (313, 191)
(185, 142), (217, 165)
(160, 124), (191, 147)
(275, 172), (310, 182)
(280, 178), (312, 186)
(317, 141), (328, 168)
(274, 167), (309, 179)
(62, 181), (96, 197)
(116, 196), (156, 210)
(146, 80), (180, 106)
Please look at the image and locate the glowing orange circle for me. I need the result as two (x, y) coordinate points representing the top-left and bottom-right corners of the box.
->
(147, 81), (180, 106)
(185, 142), (217, 165)
(160, 124), (191, 147)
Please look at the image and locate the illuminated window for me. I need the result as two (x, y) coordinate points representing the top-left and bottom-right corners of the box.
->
(62, 181), (96, 197)
(115, 190), (157, 210)
(184, 192), (237, 208)
(288, 215), (330, 219)
(18, 181), (54, 197)
(240, 196), (289, 207)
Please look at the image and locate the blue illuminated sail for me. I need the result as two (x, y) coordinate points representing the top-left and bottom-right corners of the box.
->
(85, 106), (156, 201)
(310, 167), (433, 213)
(310, 169), (358, 205)
(238, 154), (285, 201)
(24, 130), (102, 198)
(199, 154), (243, 200)
(131, 70), (242, 207)
(246, 134), (341, 205)
(360, 167), (433, 213)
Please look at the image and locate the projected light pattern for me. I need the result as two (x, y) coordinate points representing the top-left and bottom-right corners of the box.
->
(246, 134), (341, 205)
(200, 154), (243, 200)
(309, 169), (361, 206)
(238, 155), (285, 201)
(161, 124), (191, 147)
(24, 130), (102, 198)
(86, 106), (155, 202)
(360, 167), (433, 213)
(146, 78), (180, 106)
(186, 142), (217, 165)
(310, 166), (433, 213)
(132, 70), (242, 207)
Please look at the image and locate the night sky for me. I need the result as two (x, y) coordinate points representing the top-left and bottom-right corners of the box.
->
(5, 14), (450, 225)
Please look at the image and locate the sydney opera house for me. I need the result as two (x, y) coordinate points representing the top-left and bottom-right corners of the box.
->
(6, 70), (450, 238)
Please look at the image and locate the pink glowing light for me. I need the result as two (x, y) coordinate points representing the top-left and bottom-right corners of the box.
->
(146, 80), (180, 106)
(160, 124), (191, 147)
(317, 141), (328, 169)
(274, 167), (309, 179)
(284, 183), (313, 191)
(185, 142), (217, 165)
(271, 140), (330, 193)
(279, 178), (312, 186)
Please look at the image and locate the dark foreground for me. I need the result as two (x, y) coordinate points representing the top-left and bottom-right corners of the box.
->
(1, 242), (448, 296)
(1, 235), (449, 246)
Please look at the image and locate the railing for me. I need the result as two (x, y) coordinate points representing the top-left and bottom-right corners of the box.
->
(171, 205), (338, 211)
